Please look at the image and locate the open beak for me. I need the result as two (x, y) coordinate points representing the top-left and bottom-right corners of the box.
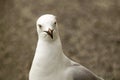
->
(44, 28), (54, 39)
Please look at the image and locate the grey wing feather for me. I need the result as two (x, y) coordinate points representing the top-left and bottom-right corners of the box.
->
(71, 64), (104, 80)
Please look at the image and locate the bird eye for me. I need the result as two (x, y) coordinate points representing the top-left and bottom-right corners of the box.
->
(53, 22), (56, 27)
(38, 24), (42, 28)
(54, 22), (56, 25)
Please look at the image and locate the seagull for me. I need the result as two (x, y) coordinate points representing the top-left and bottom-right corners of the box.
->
(29, 14), (104, 80)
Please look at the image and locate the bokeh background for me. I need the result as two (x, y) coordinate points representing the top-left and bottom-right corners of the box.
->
(0, 0), (120, 80)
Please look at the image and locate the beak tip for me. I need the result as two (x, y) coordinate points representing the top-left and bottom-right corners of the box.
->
(50, 33), (53, 39)
(51, 35), (53, 39)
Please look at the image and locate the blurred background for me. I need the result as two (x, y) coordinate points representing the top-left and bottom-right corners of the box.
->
(0, 0), (120, 80)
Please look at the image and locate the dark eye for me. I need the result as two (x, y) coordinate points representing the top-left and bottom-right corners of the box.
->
(54, 22), (56, 25)
(38, 24), (42, 28)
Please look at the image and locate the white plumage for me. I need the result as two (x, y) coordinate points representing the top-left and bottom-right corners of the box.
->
(29, 14), (104, 80)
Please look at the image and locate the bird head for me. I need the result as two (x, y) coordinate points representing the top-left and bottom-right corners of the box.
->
(36, 14), (59, 41)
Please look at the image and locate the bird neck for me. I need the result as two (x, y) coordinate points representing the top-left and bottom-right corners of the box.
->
(32, 37), (64, 67)
(30, 37), (71, 78)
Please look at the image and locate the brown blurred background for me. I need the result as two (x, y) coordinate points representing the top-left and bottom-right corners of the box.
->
(0, 0), (120, 80)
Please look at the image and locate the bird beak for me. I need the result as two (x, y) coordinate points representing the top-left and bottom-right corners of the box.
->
(44, 28), (54, 39)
